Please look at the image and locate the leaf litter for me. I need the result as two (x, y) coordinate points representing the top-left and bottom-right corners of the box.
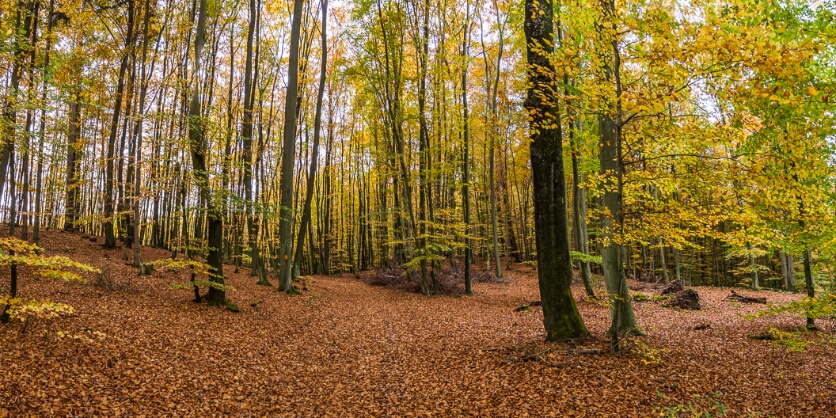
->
(1, 229), (835, 416)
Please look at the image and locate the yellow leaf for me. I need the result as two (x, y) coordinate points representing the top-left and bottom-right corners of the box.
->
(807, 86), (818, 96)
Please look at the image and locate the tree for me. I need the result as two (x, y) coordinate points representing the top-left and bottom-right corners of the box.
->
(523, 0), (588, 341)
(278, 0), (305, 293)
(293, 0), (328, 281)
(102, 0), (136, 250)
(242, 0), (269, 285)
(595, 0), (639, 345)
(187, 0), (225, 306)
(461, 0), (472, 294)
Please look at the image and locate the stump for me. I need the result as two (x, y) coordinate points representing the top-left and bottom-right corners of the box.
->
(661, 280), (685, 295)
(671, 289), (700, 310)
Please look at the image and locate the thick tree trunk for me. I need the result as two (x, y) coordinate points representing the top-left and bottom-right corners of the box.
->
(0, 151), (17, 323)
(523, 0), (588, 341)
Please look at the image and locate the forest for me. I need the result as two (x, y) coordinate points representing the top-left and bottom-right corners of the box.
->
(1, 0), (836, 415)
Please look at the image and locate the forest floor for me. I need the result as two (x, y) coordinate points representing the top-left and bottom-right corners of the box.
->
(1, 229), (835, 417)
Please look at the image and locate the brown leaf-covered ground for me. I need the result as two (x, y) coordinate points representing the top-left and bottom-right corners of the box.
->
(1, 229), (835, 417)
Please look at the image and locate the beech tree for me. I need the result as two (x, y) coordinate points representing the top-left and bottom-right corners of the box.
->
(523, 0), (588, 341)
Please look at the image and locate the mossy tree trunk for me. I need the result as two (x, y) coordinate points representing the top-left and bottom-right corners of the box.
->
(523, 0), (588, 341)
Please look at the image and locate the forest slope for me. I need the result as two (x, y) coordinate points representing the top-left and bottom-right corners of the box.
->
(1, 229), (834, 416)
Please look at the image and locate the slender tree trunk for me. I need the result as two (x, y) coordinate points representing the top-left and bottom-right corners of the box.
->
(480, 6), (503, 279)
(64, 92), (82, 231)
(132, 0), (154, 267)
(673, 246), (681, 282)
(241, 0), (269, 285)
(461, 0), (472, 294)
(558, 4), (594, 296)
(0, 150), (17, 323)
(659, 237), (669, 284)
(597, 0), (638, 347)
(188, 0), (225, 305)
(523, 0), (588, 341)
(803, 250), (815, 329)
(33, 0), (56, 243)
(293, 0), (328, 280)
(103, 0), (135, 249)
(571, 134), (594, 297)
(747, 243), (758, 289)
(0, 0), (34, 218)
(278, 0), (305, 293)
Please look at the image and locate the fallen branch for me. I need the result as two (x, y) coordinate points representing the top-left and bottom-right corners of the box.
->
(571, 348), (603, 355)
(723, 290), (766, 304)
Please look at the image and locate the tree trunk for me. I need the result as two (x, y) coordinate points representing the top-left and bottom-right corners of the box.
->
(673, 246), (681, 282)
(597, 0), (638, 346)
(188, 0), (225, 305)
(599, 115), (638, 340)
(659, 237), (669, 284)
(803, 250), (815, 329)
(780, 251), (795, 291)
(747, 243), (758, 289)
(33, 0), (56, 243)
(278, 0), (305, 293)
(103, 0), (135, 249)
(132, 0), (154, 266)
(480, 4), (503, 279)
(461, 0), (472, 294)
(0, 0), (34, 217)
(242, 0), (269, 285)
(523, 0), (588, 341)
(293, 0), (328, 281)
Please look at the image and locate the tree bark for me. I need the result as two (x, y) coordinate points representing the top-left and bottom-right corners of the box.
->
(0, 0), (34, 219)
(242, 0), (269, 285)
(188, 0), (225, 305)
(103, 0), (135, 249)
(293, 0), (328, 281)
(803, 250), (815, 329)
(278, 0), (305, 292)
(461, 0), (472, 294)
(523, 0), (588, 341)
(132, 0), (154, 266)
(596, 0), (638, 345)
